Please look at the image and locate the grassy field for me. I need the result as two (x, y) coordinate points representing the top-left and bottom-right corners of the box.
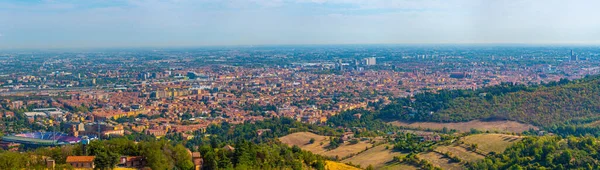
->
(435, 145), (484, 162)
(342, 144), (403, 169)
(418, 133), (523, 170)
(325, 161), (361, 170)
(418, 152), (465, 170)
(461, 133), (522, 154)
(279, 132), (329, 154)
(279, 132), (374, 159)
(389, 120), (538, 133)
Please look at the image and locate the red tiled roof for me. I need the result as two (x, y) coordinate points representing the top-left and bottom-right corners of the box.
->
(66, 156), (95, 163)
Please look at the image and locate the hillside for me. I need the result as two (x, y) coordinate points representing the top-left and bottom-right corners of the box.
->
(378, 76), (600, 128)
(415, 133), (522, 170)
(389, 120), (537, 133)
(470, 135), (600, 169)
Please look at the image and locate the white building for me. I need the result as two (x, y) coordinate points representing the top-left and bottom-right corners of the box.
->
(365, 57), (376, 65)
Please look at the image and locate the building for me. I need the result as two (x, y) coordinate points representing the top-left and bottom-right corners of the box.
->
(222, 145), (235, 152)
(0, 141), (20, 151)
(46, 158), (56, 169)
(119, 156), (146, 168)
(2, 132), (85, 148)
(571, 50), (579, 62)
(450, 72), (468, 79)
(66, 156), (95, 169)
(10, 101), (24, 109)
(187, 71), (199, 79)
(192, 152), (204, 170)
(365, 57), (376, 65)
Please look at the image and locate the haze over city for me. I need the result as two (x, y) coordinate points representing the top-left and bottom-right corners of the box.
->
(1, 0), (600, 49)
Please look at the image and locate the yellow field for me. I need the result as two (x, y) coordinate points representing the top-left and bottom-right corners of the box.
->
(342, 144), (404, 169)
(325, 161), (362, 170)
(418, 152), (465, 170)
(461, 133), (522, 154)
(389, 120), (538, 133)
(279, 132), (374, 159)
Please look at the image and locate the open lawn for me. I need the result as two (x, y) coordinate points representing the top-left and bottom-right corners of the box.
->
(461, 133), (522, 154)
(389, 120), (538, 133)
(342, 144), (403, 169)
(279, 132), (374, 159)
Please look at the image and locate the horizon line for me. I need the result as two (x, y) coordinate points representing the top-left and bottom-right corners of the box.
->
(2, 42), (600, 52)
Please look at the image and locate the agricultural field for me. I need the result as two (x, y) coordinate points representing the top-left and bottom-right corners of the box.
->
(389, 120), (538, 133)
(435, 145), (484, 162)
(324, 161), (361, 170)
(342, 144), (403, 169)
(279, 132), (524, 170)
(417, 133), (523, 170)
(279, 132), (374, 159)
(378, 162), (419, 170)
(461, 133), (523, 154)
(418, 152), (464, 170)
(279, 132), (329, 153)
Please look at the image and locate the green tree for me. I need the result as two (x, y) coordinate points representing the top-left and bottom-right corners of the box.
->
(0, 152), (28, 169)
(173, 144), (194, 170)
(314, 159), (325, 170)
(94, 151), (119, 170)
(202, 151), (218, 170)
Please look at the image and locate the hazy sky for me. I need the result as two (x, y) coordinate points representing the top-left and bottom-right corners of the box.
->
(1, 0), (600, 49)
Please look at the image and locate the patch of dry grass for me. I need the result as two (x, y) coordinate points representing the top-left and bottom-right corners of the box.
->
(342, 144), (403, 169)
(418, 152), (465, 170)
(389, 120), (538, 133)
(461, 133), (522, 154)
(279, 132), (374, 159)
(435, 145), (484, 162)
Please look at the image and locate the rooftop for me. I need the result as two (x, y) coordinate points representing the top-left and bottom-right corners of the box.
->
(66, 156), (95, 163)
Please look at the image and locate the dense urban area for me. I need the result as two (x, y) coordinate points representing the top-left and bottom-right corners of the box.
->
(2, 45), (600, 170)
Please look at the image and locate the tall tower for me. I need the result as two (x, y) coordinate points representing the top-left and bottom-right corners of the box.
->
(81, 136), (90, 156)
(571, 50), (578, 62)
(365, 57), (376, 65)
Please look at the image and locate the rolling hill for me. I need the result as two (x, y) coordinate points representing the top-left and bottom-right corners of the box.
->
(378, 75), (600, 128)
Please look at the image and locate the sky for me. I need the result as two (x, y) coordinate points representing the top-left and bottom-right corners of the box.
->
(1, 0), (600, 49)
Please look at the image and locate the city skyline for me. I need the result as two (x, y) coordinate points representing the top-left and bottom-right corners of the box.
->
(1, 0), (600, 49)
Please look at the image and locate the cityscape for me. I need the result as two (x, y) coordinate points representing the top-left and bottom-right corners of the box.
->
(2, 0), (600, 170)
